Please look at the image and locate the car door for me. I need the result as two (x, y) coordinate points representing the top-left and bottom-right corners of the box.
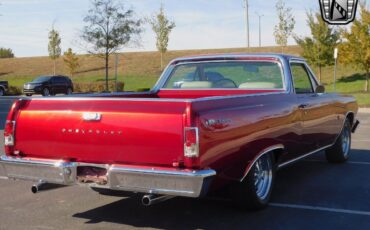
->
(60, 77), (69, 93)
(54, 77), (64, 94)
(290, 61), (338, 153)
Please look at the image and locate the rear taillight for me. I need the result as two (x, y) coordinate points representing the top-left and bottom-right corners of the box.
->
(184, 127), (199, 158)
(4, 100), (26, 155)
(4, 121), (15, 146)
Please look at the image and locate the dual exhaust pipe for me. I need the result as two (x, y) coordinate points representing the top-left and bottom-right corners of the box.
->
(31, 182), (174, 206)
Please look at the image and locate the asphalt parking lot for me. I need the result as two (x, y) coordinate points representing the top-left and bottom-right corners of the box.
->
(0, 97), (369, 229)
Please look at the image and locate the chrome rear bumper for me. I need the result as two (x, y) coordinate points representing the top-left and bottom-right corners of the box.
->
(0, 155), (216, 197)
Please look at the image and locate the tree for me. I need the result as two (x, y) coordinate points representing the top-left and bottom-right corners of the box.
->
(63, 48), (80, 77)
(81, 0), (142, 91)
(294, 12), (339, 82)
(339, 3), (370, 92)
(48, 28), (62, 75)
(148, 4), (176, 70)
(0, 48), (15, 58)
(274, 0), (295, 53)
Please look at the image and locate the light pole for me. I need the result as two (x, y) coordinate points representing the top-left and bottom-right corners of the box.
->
(334, 48), (338, 92)
(256, 12), (264, 47)
(243, 0), (250, 48)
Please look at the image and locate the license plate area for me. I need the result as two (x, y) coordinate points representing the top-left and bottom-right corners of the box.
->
(77, 166), (108, 185)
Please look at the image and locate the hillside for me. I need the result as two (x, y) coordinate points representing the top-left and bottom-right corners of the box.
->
(0, 46), (302, 89)
(0, 45), (368, 106)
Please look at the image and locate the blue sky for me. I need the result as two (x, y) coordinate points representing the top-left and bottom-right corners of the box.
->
(0, 0), (320, 57)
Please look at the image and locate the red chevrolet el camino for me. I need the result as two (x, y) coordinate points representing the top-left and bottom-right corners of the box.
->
(1, 54), (359, 210)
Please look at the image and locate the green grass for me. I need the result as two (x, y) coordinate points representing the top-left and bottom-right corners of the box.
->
(352, 93), (370, 107)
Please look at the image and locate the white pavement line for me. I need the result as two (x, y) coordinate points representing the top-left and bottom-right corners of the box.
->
(270, 203), (370, 216)
(0, 176), (8, 180)
(304, 159), (370, 166)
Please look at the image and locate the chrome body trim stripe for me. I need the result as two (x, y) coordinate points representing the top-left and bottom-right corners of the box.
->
(278, 111), (355, 169)
(278, 145), (332, 169)
(109, 165), (216, 178)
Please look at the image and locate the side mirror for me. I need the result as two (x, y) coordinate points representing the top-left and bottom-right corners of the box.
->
(315, 85), (325, 94)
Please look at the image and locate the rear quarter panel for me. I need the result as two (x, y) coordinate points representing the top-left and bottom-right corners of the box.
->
(192, 93), (299, 182)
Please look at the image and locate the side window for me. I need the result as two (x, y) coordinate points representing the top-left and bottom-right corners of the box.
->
(57, 77), (65, 83)
(291, 63), (314, 94)
(164, 65), (199, 88)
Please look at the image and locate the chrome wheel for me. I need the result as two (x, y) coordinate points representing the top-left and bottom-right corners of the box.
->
(342, 126), (351, 158)
(66, 88), (72, 95)
(0, 88), (4, 96)
(325, 120), (351, 163)
(254, 155), (273, 200)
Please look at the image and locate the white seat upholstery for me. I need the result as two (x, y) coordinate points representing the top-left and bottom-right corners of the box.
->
(181, 81), (213, 89)
(238, 82), (278, 89)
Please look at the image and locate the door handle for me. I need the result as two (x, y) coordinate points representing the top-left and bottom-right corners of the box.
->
(298, 104), (309, 109)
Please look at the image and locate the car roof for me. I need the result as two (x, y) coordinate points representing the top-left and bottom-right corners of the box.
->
(37, 75), (69, 78)
(171, 53), (305, 64)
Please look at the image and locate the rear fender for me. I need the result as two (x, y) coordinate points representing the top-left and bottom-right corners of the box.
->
(239, 144), (285, 182)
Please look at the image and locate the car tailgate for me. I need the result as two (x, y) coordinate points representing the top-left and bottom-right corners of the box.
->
(11, 98), (189, 166)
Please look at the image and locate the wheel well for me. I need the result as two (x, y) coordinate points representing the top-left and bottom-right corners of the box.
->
(346, 112), (354, 126)
(272, 148), (285, 164)
(240, 145), (285, 182)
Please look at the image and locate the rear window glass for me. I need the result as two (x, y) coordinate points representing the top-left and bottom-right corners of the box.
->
(163, 61), (283, 90)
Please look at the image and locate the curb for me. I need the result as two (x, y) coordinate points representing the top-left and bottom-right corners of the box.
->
(359, 108), (370, 113)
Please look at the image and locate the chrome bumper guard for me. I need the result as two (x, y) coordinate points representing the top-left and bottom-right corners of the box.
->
(0, 155), (216, 198)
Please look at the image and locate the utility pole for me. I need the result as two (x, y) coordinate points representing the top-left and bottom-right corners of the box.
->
(115, 53), (119, 92)
(334, 48), (338, 92)
(256, 12), (264, 47)
(243, 0), (250, 48)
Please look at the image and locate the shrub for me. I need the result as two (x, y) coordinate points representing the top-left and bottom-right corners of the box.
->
(137, 88), (151, 92)
(73, 81), (125, 93)
(7, 86), (22, 96)
(0, 48), (15, 58)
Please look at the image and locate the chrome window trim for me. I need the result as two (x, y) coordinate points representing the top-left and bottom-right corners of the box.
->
(304, 63), (320, 87)
(152, 54), (295, 94)
(289, 60), (316, 94)
(159, 60), (287, 92)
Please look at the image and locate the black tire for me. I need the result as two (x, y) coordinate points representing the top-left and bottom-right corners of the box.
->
(325, 119), (351, 163)
(66, 87), (73, 95)
(26, 94), (32, 97)
(0, 88), (4, 96)
(42, 88), (50, 96)
(230, 153), (275, 211)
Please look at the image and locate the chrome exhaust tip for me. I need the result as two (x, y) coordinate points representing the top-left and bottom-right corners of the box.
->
(31, 181), (63, 194)
(141, 194), (174, 206)
(31, 181), (45, 194)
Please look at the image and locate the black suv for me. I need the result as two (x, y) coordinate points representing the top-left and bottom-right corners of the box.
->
(23, 76), (74, 96)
